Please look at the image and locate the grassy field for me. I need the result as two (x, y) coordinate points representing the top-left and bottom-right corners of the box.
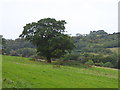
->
(2, 55), (118, 88)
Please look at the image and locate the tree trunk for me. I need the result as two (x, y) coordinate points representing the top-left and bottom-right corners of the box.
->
(47, 57), (51, 63)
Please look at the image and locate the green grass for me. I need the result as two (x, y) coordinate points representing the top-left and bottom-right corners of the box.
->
(2, 55), (118, 88)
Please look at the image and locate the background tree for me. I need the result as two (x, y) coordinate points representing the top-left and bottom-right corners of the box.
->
(4, 38), (35, 55)
(0, 35), (6, 54)
(0, 35), (2, 54)
(16, 48), (37, 57)
(19, 18), (75, 63)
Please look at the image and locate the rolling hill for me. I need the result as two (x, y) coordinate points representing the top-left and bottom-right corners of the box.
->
(2, 55), (118, 88)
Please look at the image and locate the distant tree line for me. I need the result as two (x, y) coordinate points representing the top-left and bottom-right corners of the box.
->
(72, 30), (119, 54)
(1, 30), (119, 68)
(61, 52), (118, 68)
(2, 38), (36, 57)
(61, 30), (119, 68)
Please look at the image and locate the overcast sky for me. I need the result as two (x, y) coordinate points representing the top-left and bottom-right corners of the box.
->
(0, 0), (119, 39)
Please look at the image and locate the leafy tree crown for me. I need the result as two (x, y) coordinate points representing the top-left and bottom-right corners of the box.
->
(19, 18), (75, 62)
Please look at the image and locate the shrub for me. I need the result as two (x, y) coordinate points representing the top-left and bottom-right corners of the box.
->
(85, 60), (94, 65)
(95, 63), (102, 66)
(103, 62), (114, 68)
(99, 62), (104, 67)
(62, 54), (80, 61)
(16, 48), (37, 57)
(10, 50), (17, 56)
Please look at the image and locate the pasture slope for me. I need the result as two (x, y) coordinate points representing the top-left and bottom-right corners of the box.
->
(2, 55), (118, 88)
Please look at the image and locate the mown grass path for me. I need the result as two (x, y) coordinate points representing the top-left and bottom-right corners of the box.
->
(2, 55), (118, 88)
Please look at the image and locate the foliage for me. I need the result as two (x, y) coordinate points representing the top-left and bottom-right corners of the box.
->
(72, 30), (119, 54)
(62, 53), (80, 61)
(94, 62), (104, 67)
(62, 52), (118, 68)
(19, 18), (75, 62)
(1, 29), (119, 68)
(0, 35), (6, 54)
(85, 60), (94, 65)
(9, 50), (17, 56)
(4, 38), (35, 55)
(90, 30), (108, 35)
(9, 48), (37, 57)
(69, 30), (119, 68)
(103, 62), (114, 68)
(16, 48), (37, 57)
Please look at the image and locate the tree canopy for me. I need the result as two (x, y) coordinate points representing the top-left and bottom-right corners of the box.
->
(19, 18), (75, 63)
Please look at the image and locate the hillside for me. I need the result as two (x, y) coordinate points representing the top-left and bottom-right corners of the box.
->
(1, 30), (120, 69)
(66, 30), (119, 68)
(2, 55), (118, 88)
(72, 30), (119, 54)
(2, 30), (119, 56)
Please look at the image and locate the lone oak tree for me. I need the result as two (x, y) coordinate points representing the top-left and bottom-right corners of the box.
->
(19, 18), (74, 63)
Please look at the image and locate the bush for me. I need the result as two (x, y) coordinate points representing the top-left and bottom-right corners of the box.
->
(62, 54), (80, 61)
(99, 62), (104, 67)
(16, 48), (37, 57)
(95, 62), (103, 67)
(103, 62), (114, 68)
(85, 60), (94, 65)
(10, 50), (17, 56)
